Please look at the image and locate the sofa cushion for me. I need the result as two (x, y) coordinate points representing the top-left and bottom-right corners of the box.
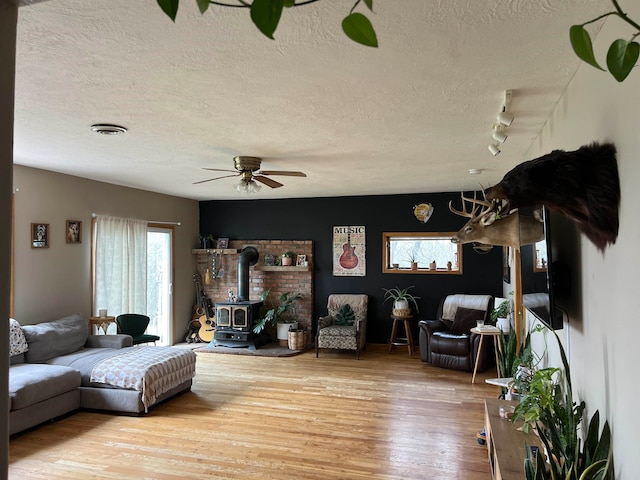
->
(22, 314), (88, 363)
(9, 318), (29, 357)
(9, 363), (81, 410)
(451, 307), (485, 335)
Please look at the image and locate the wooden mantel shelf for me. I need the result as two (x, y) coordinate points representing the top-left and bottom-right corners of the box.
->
(253, 265), (312, 272)
(191, 248), (240, 255)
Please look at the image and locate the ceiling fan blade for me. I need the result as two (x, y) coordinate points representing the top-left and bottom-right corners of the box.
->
(259, 170), (307, 177)
(254, 175), (283, 188)
(202, 168), (238, 173)
(193, 173), (239, 185)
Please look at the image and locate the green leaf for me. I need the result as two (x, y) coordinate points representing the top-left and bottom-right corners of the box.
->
(606, 39), (639, 82)
(342, 13), (378, 48)
(363, 0), (373, 11)
(196, 0), (210, 14)
(250, 0), (284, 40)
(283, 0), (295, 7)
(157, 0), (180, 21)
(570, 25), (604, 70)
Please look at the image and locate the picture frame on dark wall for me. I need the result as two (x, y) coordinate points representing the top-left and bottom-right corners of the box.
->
(503, 246), (511, 283)
(66, 220), (82, 244)
(31, 223), (49, 248)
(216, 237), (229, 249)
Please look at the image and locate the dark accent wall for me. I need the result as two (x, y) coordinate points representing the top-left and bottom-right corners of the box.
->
(200, 192), (503, 344)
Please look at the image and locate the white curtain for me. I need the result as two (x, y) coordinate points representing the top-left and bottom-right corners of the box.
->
(94, 215), (148, 318)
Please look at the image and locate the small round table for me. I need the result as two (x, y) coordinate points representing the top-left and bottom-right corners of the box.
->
(89, 316), (116, 335)
(388, 314), (414, 356)
(470, 325), (502, 384)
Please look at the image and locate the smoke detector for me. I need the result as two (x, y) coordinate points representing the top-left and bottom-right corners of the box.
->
(90, 123), (128, 135)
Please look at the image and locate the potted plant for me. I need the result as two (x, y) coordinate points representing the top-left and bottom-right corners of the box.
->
(383, 286), (420, 317)
(491, 299), (512, 331)
(199, 234), (214, 249)
(406, 252), (418, 270)
(281, 251), (295, 266)
(253, 289), (302, 346)
(513, 329), (613, 480)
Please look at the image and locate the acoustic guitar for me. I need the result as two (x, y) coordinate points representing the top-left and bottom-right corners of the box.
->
(339, 230), (359, 269)
(192, 273), (215, 343)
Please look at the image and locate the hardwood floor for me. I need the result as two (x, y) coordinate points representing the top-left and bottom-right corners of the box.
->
(9, 345), (500, 479)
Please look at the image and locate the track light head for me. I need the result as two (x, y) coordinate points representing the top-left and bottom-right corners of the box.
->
(492, 129), (508, 144)
(497, 112), (514, 127)
(488, 143), (501, 156)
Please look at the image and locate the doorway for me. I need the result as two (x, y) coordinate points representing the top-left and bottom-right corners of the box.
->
(147, 225), (173, 345)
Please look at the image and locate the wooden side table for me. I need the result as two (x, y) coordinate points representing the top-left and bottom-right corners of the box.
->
(388, 314), (414, 355)
(89, 316), (116, 335)
(470, 326), (502, 383)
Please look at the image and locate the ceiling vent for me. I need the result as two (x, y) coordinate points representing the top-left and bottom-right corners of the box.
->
(90, 124), (128, 135)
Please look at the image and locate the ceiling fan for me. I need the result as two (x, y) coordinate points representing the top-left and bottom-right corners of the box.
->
(193, 156), (307, 191)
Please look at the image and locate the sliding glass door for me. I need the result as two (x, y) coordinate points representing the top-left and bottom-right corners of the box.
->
(147, 226), (173, 345)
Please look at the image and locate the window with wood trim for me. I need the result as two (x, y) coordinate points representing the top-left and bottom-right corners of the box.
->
(383, 232), (462, 274)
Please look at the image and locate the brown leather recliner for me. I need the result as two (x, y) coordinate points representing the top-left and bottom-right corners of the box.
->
(419, 294), (495, 372)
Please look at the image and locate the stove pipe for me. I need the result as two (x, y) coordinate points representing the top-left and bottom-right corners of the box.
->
(237, 246), (259, 301)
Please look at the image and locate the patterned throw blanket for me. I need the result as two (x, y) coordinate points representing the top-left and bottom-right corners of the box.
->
(90, 346), (196, 412)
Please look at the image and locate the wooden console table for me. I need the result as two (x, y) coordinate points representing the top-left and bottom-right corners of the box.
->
(484, 398), (541, 480)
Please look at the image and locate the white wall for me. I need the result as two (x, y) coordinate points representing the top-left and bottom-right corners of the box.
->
(13, 165), (199, 344)
(525, 7), (640, 477)
(1, 1), (18, 476)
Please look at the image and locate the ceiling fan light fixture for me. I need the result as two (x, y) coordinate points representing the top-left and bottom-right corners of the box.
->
(236, 179), (261, 194)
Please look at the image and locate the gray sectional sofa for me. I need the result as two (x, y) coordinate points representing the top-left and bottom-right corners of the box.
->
(9, 314), (196, 435)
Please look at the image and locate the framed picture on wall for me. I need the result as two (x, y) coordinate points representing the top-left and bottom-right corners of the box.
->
(31, 223), (49, 248)
(216, 237), (229, 249)
(66, 220), (82, 244)
(296, 254), (307, 266)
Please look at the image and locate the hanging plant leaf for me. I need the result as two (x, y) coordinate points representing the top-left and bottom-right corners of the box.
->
(606, 39), (640, 82)
(363, 0), (373, 11)
(196, 0), (210, 14)
(157, 0), (179, 21)
(570, 25), (604, 70)
(283, 0), (295, 7)
(342, 13), (378, 48)
(251, 0), (284, 40)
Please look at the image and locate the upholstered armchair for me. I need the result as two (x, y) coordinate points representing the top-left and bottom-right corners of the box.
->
(316, 294), (368, 359)
(418, 294), (494, 372)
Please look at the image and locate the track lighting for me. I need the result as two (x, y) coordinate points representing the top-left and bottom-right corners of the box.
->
(497, 111), (514, 127)
(486, 90), (513, 155)
(492, 128), (508, 144)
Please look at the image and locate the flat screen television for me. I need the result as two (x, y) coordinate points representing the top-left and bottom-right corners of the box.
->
(519, 206), (576, 330)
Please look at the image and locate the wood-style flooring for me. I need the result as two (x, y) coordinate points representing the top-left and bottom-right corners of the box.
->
(9, 345), (500, 479)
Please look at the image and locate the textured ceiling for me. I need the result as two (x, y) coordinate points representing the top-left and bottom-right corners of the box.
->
(14, 1), (609, 201)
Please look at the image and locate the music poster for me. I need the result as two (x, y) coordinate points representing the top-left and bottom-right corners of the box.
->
(332, 226), (366, 277)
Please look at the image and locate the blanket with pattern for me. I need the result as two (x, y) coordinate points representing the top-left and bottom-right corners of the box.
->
(90, 346), (196, 412)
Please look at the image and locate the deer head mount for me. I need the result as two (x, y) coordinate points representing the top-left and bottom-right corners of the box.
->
(484, 142), (620, 252)
(449, 192), (544, 249)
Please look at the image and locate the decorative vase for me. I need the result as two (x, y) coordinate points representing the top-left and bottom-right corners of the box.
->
(392, 299), (411, 317)
(277, 321), (298, 346)
(410, 262), (418, 270)
(281, 256), (293, 266)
